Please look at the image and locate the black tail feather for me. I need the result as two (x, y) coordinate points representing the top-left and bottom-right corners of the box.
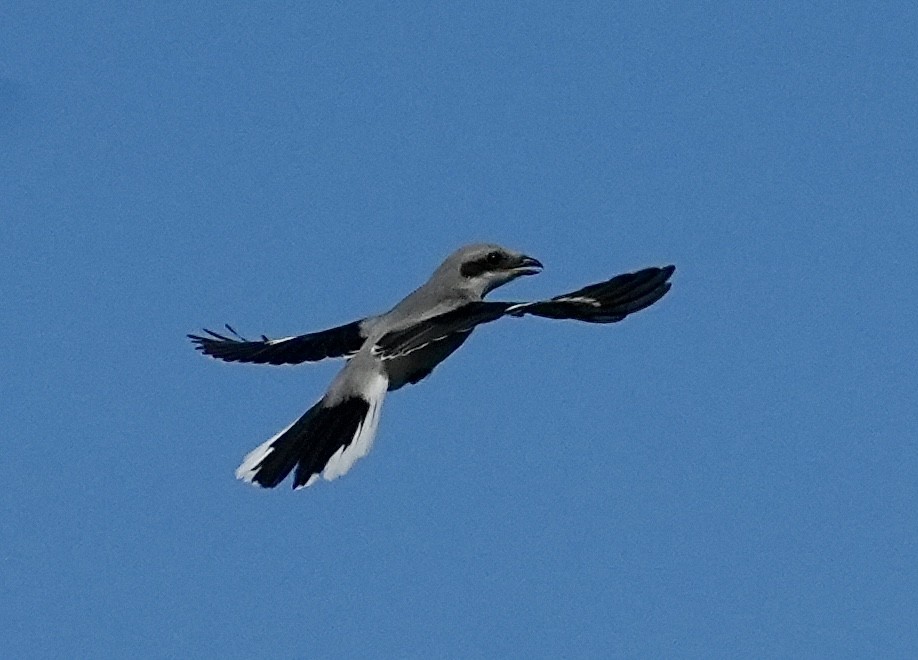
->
(237, 398), (371, 489)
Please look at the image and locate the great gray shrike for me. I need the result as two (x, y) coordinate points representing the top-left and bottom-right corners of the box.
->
(190, 243), (675, 490)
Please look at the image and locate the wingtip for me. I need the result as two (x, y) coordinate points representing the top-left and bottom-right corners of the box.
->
(655, 264), (676, 287)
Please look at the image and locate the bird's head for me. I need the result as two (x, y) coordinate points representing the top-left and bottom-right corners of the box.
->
(444, 243), (543, 298)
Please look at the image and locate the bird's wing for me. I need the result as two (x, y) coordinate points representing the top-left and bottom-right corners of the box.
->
(188, 320), (366, 365)
(509, 265), (675, 323)
(372, 302), (512, 360)
(373, 265), (675, 359)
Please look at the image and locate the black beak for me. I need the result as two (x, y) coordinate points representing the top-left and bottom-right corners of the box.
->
(514, 255), (544, 275)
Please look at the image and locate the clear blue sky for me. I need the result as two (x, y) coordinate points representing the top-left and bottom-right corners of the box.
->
(2, 3), (916, 658)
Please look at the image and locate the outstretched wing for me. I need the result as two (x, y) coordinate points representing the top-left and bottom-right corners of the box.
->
(373, 265), (675, 360)
(189, 320), (366, 365)
(509, 264), (675, 323)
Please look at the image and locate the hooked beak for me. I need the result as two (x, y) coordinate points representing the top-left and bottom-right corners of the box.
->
(512, 255), (544, 276)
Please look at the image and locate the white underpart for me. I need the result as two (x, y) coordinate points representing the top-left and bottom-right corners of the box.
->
(234, 415), (301, 484)
(266, 335), (296, 345)
(298, 371), (389, 488)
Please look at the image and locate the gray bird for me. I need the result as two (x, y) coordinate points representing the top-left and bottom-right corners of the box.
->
(190, 243), (675, 490)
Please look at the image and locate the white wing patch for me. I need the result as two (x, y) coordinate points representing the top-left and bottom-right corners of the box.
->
(265, 335), (297, 345)
(550, 296), (600, 306)
(505, 303), (529, 315)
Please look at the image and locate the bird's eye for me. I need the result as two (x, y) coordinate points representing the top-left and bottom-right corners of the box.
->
(486, 251), (503, 265)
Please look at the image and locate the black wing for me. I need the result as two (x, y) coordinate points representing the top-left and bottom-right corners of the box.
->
(373, 265), (675, 359)
(189, 320), (365, 365)
(511, 265), (675, 323)
(372, 302), (512, 360)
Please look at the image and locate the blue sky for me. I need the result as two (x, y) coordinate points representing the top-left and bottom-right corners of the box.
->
(2, 3), (916, 657)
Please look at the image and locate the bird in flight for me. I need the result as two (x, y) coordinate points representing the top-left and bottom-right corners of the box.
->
(190, 243), (675, 490)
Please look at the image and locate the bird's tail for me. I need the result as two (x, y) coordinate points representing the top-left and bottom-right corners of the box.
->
(235, 373), (388, 489)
